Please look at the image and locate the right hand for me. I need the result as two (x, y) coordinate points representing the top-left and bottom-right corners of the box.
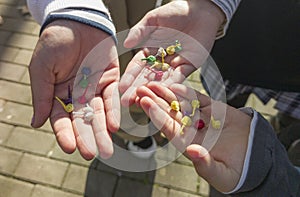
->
(29, 20), (120, 160)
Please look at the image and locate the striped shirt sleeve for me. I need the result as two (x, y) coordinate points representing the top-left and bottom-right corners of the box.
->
(211, 0), (241, 38)
(26, 0), (116, 37)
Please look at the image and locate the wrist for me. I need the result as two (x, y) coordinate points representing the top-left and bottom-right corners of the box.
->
(190, 0), (226, 29)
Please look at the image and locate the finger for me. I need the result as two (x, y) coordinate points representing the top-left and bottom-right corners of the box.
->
(144, 82), (198, 116)
(29, 48), (56, 128)
(50, 99), (76, 154)
(139, 96), (180, 142)
(169, 83), (211, 107)
(137, 85), (182, 121)
(120, 56), (154, 106)
(123, 14), (157, 48)
(119, 50), (147, 94)
(186, 144), (238, 192)
(139, 96), (196, 153)
(91, 97), (114, 159)
(102, 81), (120, 132)
(72, 116), (97, 160)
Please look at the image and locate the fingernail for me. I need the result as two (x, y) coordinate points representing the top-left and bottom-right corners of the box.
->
(188, 145), (208, 159)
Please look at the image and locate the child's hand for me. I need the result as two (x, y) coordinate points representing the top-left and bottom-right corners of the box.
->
(136, 82), (251, 193)
(29, 20), (120, 160)
(119, 0), (225, 106)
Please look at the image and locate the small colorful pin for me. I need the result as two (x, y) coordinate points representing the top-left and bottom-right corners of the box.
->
(211, 116), (221, 129)
(78, 84), (91, 104)
(166, 45), (176, 55)
(179, 115), (192, 135)
(166, 40), (182, 55)
(190, 100), (200, 117)
(150, 61), (162, 69)
(55, 96), (74, 113)
(141, 55), (157, 65)
(170, 100), (180, 112)
(174, 40), (182, 52)
(161, 62), (170, 71)
(156, 47), (167, 58)
(195, 119), (205, 130)
(73, 103), (94, 122)
(79, 67), (91, 88)
(153, 70), (164, 81)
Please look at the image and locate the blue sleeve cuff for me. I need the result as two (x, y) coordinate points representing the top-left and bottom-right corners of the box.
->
(41, 8), (117, 43)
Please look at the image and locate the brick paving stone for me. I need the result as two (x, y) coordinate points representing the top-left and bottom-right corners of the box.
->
(20, 69), (30, 84)
(31, 24), (40, 36)
(0, 175), (34, 197)
(62, 164), (89, 193)
(169, 189), (203, 197)
(0, 101), (52, 132)
(151, 185), (168, 197)
(0, 30), (11, 44)
(0, 18), (39, 35)
(0, 146), (22, 174)
(0, 4), (21, 18)
(114, 177), (153, 197)
(84, 168), (117, 197)
(13, 49), (33, 66)
(6, 33), (38, 50)
(176, 155), (193, 166)
(198, 178), (209, 197)
(0, 122), (13, 144)
(32, 185), (82, 197)
(94, 156), (155, 183)
(14, 153), (68, 187)
(48, 143), (92, 166)
(154, 162), (198, 192)
(39, 119), (53, 133)
(0, 80), (31, 104)
(0, 61), (26, 81)
(0, 46), (19, 62)
(5, 127), (55, 155)
(0, 101), (31, 128)
(0, 0), (19, 5)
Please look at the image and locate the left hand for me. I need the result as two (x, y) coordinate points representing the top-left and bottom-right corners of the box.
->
(136, 82), (251, 192)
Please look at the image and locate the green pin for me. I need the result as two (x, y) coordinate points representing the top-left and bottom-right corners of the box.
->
(141, 55), (156, 64)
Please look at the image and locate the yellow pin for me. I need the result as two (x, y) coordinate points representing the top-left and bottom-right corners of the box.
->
(211, 116), (221, 129)
(190, 100), (200, 117)
(170, 100), (180, 112)
(179, 116), (192, 135)
(55, 96), (74, 113)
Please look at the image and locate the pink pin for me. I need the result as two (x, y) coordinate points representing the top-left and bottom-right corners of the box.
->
(146, 67), (164, 81)
(78, 84), (91, 104)
(195, 119), (205, 130)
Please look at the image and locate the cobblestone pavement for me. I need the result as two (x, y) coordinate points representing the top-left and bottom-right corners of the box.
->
(0, 1), (278, 197)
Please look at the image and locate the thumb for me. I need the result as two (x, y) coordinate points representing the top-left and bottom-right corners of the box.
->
(186, 144), (210, 165)
(123, 13), (157, 48)
(186, 144), (236, 192)
(29, 56), (55, 128)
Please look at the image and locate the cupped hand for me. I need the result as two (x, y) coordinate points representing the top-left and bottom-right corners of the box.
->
(119, 0), (225, 106)
(136, 82), (251, 192)
(29, 20), (120, 160)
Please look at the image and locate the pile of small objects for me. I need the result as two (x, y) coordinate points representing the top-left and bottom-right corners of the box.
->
(141, 40), (182, 81)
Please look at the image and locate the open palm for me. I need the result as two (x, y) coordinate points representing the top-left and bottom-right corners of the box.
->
(29, 20), (120, 160)
(119, 0), (225, 106)
(136, 82), (251, 192)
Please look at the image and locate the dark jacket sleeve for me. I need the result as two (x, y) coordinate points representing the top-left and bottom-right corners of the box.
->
(232, 112), (300, 196)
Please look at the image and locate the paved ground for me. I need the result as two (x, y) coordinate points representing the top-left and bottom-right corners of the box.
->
(0, 1), (278, 197)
